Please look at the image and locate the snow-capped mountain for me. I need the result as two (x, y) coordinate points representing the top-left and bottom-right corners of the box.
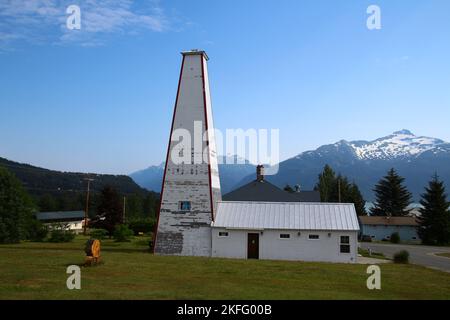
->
(131, 130), (450, 201)
(236, 130), (450, 201)
(348, 130), (446, 160)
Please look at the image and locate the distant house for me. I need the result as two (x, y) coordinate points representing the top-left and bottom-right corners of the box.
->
(35, 211), (86, 234)
(359, 216), (419, 242)
(212, 201), (359, 263)
(222, 165), (321, 203)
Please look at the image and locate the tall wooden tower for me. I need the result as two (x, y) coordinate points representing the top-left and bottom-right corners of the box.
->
(153, 50), (221, 256)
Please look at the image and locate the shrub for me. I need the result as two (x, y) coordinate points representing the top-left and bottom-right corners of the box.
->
(390, 232), (400, 244)
(393, 250), (409, 264)
(48, 224), (75, 243)
(27, 220), (48, 242)
(128, 218), (156, 236)
(90, 228), (109, 240)
(113, 224), (134, 242)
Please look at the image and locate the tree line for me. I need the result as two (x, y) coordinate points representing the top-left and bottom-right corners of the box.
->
(0, 166), (159, 243)
(311, 165), (450, 245)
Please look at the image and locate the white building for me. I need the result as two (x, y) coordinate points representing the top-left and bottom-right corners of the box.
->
(359, 216), (419, 242)
(212, 202), (360, 263)
(154, 50), (360, 263)
(35, 211), (85, 234)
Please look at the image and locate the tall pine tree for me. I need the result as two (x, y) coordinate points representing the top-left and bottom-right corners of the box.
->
(371, 168), (412, 216)
(348, 182), (367, 216)
(315, 166), (367, 215)
(0, 167), (36, 243)
(95, 186), (123, 236)
(315, 165), (336, 202)
(417, 175), (450, 245)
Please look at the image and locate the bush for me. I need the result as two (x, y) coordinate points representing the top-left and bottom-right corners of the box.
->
(128, 218), (156, 236)
(113, 224), (134, 242)
(90, 228), (109, 240)
(48, 224), (75, 243)
(390, 232), (400, 244)
(27, 220), (48, 242)
(393, 250), (409, 264)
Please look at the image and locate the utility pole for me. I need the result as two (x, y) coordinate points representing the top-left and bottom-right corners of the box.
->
(84, 178), (94, 235)
(338, 179), (341, 203)
(122, 196), (126, 224)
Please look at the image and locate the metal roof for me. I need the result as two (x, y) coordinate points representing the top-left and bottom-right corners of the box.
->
(35, 211), (85, 221)
(222, 180), (321, 203)
(212, 201), (360, 231)
(359, 216), (418, 226)
(181, 50), (209, 60)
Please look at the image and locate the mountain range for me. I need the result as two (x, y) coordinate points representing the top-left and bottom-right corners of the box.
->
(130, 130), (450, 201)
(0, 157), (148, 197)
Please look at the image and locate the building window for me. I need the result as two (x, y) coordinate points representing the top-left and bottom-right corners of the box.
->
(308, 234), (320, 240)
(340, 236), (350, 253)
(218, 231), (229, 237)
(279, 234), (290, 239)
(179, 201), (191, 211)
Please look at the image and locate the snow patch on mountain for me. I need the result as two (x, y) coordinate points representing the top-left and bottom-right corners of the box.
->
(349, 130), (446, 160)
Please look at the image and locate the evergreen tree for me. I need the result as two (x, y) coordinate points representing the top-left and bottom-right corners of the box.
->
(315, 165), (336, 202)
(315, 166), (367, 215)
(95, 186), (123, 236)
(348, 183), (367, 216)
(143, 193), (157, 218)
(371, 168), (412, 216)
(417, 175), (450, 245)
(0, 167), (36, 243)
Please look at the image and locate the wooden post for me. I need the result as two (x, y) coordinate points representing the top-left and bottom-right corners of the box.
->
(84, 178), (94, 235)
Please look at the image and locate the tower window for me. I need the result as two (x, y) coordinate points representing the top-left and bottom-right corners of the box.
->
(179, 201), (191, 211)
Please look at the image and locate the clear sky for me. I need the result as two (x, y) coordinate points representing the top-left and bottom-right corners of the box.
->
(1, 0), (449, 174)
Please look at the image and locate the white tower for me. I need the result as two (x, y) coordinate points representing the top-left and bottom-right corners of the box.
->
(153, 50), (221, 256)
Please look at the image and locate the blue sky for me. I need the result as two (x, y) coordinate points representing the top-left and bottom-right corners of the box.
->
(1, 0), (449, 174)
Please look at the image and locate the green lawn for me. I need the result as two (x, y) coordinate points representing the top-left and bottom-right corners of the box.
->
(1, 236), (450, 300)
(436, 253), (450, 259)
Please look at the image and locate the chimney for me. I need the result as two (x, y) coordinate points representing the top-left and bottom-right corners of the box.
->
(256, 165), (265, 182)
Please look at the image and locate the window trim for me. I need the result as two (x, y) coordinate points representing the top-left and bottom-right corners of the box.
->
(218, 231), (229, 238)
(339, 235), (351, 254)
(279, 233), (291, 239)
(308, 234), (320, 240)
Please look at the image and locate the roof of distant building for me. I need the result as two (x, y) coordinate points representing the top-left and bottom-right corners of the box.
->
(359, 216), (418, 226)
(35, 211), (85, 221)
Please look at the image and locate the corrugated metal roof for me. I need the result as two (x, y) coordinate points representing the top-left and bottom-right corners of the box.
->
(359, 216), (418, 226)
(212, 201), (360, 231)
(35, 211), (85, 221)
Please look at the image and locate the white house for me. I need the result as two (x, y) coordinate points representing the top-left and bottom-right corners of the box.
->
(211, 202), (360, 263)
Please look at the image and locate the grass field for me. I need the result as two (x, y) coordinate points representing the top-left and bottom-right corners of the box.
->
(1, 236), (450, 300)
(437, 253), (450, 259)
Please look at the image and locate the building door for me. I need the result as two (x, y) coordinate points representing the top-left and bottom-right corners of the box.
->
(247, 233), (259, 259)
